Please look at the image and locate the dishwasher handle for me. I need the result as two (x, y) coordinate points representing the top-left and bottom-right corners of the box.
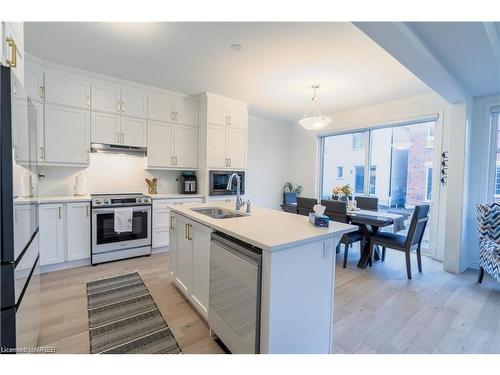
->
(211, 232), (262, 264)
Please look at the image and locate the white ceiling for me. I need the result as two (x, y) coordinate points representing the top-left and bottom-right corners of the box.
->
(407, 22), (500, 98)
(25, 22), (430, 123)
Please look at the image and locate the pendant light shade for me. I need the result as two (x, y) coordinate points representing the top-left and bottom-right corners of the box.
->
(298, 85), (332, 130)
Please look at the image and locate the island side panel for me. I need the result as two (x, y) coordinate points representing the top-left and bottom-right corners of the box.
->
(259, 235), (339, 354)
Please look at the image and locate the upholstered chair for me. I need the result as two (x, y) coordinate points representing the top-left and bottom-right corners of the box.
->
(477, 203), (500, 283)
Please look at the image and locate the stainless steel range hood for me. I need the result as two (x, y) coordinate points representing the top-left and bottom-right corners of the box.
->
(91, 143), (147, 157)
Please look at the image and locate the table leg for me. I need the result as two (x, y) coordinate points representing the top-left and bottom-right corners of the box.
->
(357, 225), (381, 268)
(372, 227), (381, 261)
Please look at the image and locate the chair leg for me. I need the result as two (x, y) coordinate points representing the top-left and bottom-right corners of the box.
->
(478, 266), (484, 283)
(343, 243), (349, 268)
(405, 251), (412, 280)
(336, 244), (340, 254)
(368, 242), (373, 267)
(381, 247), (386, 261)
(416, 245), (422, 273)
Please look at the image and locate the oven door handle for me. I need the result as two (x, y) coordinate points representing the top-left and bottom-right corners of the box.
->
(92, 207), (151, 215)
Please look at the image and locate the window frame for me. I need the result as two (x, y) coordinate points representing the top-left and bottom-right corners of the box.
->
(487, 108), (500, 202)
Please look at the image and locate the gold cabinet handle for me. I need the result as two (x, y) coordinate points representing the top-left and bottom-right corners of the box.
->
(87, 150), (90, 161)
(6, 37), (17, 68)
(13, 144), (18, 159)
(40, 146), (44, 160)
(58, 207), (62, 219)
(187, 224), (192, 240)
(121, 132), (125, 144)
(121, 101), (125, 112)
(117, 101), (121, 111)
(229, 158), (231, 167)
(170, 216), (174, 230)
(87, 95), (90, 108)
(185, 223), (188, 239)
(40, 86), (45, 100)
(86, 205), (89, 217)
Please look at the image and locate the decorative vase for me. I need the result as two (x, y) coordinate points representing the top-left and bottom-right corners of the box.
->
(145, 178), (158, 194)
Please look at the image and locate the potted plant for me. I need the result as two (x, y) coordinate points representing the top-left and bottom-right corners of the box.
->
(332, 184), (353, 202)
(282, 182), (303, 205)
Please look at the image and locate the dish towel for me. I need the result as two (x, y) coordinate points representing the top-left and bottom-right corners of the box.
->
(114, 208), (133, 233)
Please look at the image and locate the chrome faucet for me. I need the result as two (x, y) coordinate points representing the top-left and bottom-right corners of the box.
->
(227, 173), (244, 211)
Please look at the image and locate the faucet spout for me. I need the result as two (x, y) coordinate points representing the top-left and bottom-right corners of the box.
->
(227, 173), (243, 211)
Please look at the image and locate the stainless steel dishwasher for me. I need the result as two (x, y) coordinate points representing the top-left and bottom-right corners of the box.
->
(209, 231), (262, 354)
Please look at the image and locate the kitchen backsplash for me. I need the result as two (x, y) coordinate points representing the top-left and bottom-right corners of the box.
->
(35, 154), (182, 196)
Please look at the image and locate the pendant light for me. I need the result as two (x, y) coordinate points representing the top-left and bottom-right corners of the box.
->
(298, 85), (332, 130)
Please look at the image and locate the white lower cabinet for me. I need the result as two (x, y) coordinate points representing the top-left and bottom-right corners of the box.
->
(39, 204), (65, 266)
(39, 202), (91, 268)
(66, 202), (91, 261)
(170, 213), (211, 319)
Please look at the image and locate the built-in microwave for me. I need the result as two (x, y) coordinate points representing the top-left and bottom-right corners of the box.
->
(209, 170), (245, 196)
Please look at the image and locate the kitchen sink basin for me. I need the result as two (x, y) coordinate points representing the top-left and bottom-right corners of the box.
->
(191, 207), (247, 219)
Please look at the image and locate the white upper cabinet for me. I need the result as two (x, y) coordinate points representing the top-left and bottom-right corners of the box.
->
(120, 116), (147, 147)
(91, 112), (121, 145)
(24, 57), (45, 101)
(66, 202), (90, 261)
(44, 104), (90, 165)
(121, 87), (147, 119)
(206, 125), (227, 168)
(92, 82), (121, 114)
(44, 69), (90, 109)
(148, 93), (175, 122)
(147, 121), (174, 168)
(227, 129), (247, 169)
(175, 99), (198, 126)
(174, 125), (198, 169)
(2, 22), (24, 85)
(200, 93), (249, 170)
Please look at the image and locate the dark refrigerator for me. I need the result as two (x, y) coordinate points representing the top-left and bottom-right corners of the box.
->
(0, 66), (40, 353)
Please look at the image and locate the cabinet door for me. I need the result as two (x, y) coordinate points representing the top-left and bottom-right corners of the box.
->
(44, 104), (90, 165)
(11, 96), (29, 163)
(121, 116), (147, 147)
(121, 88), (147, 118)
(39, 204), (65, 266)
(206, 125), (228, 168)
(92, 82), (121, 114)
(24, 59), (45, 101)
(174, 125), (198, 169)
(91, 112), (121, 145)
(148, 94), (175, 122)
(206, 97), (227, 126)
(175, 99), (198, 127)
(152, 201), (170, 248)
(14, 204), (33, 261)
(227, 129), (247, 169)
(3, 22), (24, 85)
(175, 216), (193, 293)
(66, 203), (90, 261)
(191, 222), (211, 317)
(227, 104), (248, 130)
(147, 121), (174, 168)
(33, 101), (45, 163)
(44, 70), (90, 109)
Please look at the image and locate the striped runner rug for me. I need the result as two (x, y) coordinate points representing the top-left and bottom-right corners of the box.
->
(86, 272), (181, 354)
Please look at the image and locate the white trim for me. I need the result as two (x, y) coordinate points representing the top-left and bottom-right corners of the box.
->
(486, 104), (500, 201)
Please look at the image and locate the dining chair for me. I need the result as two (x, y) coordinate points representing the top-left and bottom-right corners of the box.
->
(368, 205), (429, 279)
(321, 199), (364, 268)
(355, 196), (379, 211)
(296, 197), (317, 216)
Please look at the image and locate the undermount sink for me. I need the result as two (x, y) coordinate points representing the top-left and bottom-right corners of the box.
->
(191, 207), (247, 219)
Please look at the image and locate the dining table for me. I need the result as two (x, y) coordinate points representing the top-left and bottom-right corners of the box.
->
(346, 209), (409, 268)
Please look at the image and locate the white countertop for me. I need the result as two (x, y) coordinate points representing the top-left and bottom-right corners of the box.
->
(169, 202), (357, 252)
(15, 195), (92, 204)
(148, 194), (204, 200)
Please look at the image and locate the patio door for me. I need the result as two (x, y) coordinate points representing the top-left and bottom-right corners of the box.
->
(319, 117), (443, 259)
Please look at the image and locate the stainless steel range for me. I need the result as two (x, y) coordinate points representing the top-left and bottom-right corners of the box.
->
(91, 193), (152, 265)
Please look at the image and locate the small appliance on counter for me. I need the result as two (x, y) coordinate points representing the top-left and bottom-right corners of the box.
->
(177, 172), (197, 194)
(74, 173), (87, 196)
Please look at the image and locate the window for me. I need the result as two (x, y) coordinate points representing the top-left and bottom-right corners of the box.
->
(426, 127), (434, 148)
(425, 167), (433, 201)
(492, 111), (500, 202)
(352, 133), (365, 150)
(355, 166), (364, 193)
(337, 166), (344, 178)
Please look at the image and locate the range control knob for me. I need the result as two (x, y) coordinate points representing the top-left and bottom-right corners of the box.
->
(104, 198), (111, 205)
(142, 197), (149, 203)
(95, 198), (102, 205)
(136, 197), (142, 203)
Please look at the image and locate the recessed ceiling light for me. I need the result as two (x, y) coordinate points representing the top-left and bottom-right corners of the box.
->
(230, 44), (242, 52)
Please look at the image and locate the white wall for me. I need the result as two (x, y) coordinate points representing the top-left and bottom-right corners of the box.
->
(245, 114), (291, 209)
(36, 154), (182, 196)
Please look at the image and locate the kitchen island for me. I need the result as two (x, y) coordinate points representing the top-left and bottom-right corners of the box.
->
(168, 201), (357, 354)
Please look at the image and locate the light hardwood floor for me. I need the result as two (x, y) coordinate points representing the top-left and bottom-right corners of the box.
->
(38, 248), (500, 354)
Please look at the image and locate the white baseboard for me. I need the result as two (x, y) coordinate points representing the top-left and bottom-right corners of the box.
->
(40, 258), (90, 274)
(152, 246), (170, 254)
